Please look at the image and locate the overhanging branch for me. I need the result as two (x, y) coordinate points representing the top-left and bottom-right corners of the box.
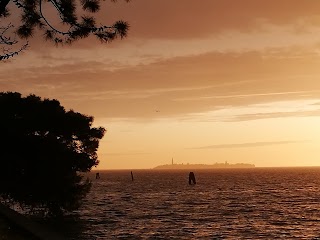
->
(0, 0), (10, 16)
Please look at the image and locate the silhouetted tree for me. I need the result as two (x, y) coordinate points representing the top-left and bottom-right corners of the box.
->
(0, 0), (129, 60)
(0, 92), (105, 216)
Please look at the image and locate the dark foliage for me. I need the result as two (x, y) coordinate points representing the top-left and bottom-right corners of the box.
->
(0, 92), (105, 216)
(0, 0), (129, 60)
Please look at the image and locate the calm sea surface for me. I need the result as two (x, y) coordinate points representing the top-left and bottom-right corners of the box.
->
(61, 168), (320, 239)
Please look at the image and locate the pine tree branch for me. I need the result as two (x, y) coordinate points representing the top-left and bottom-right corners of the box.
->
(0, 0), (10, 16)
(0, 41), (28, 60)
(0, 0), (130, 60)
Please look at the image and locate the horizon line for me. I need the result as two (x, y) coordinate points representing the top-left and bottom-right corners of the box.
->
(93, 165), (320, 171)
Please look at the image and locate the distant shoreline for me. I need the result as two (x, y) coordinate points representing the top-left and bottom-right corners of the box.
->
(153, 163), (255, 170)
(92, 166), (320, 171)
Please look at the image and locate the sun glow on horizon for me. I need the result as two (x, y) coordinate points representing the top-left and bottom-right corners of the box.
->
(95, 99), (320, 169)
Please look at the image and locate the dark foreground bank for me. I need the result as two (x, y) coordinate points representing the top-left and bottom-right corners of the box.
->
(0, 215), (37, 240)
(0, 203), (67, 240)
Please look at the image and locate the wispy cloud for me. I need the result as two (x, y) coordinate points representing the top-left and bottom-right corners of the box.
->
(99, 152), (151, 156)
(179, 99), (320, 123)
(227, 110), (320, 122)
(187, 140), (307, 150)
(174, 91), (319, 102)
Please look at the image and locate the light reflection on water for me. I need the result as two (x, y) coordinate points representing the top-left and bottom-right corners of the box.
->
(65, 168), (320, 239)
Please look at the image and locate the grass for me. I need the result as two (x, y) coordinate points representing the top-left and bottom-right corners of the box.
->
(0, 215), (37, 240)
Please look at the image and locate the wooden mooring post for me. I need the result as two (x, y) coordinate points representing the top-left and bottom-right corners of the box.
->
(189, 172), (196, 185)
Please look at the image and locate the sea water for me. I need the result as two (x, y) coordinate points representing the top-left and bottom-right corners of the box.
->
(62, 168), (320, 239)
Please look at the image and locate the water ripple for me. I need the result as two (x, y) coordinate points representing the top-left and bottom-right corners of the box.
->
(63, 168), (320, 239)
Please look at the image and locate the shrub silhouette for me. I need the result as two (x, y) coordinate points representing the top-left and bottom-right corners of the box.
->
(0, 92), (105, 216)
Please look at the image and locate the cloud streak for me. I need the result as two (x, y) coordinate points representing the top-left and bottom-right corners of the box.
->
(99, 152), (151, 156)
(3, 48), (320, 120)
(187, 140), (307, 150)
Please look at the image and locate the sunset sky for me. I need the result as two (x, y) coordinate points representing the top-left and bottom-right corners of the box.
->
(2, 0), (320, 169)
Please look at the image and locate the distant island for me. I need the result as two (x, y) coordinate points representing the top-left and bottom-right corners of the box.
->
(154, 160), (255, 170)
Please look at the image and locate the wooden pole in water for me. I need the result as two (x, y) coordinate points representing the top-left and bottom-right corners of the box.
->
(131, 171), (134, 181)
(189, 172), (196, 185)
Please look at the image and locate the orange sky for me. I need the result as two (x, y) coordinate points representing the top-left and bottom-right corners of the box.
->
(2, 1), (320, 169)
